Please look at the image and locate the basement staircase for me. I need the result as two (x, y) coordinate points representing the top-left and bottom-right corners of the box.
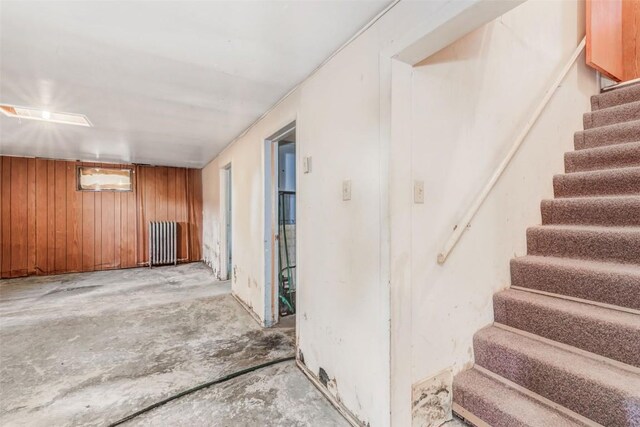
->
(452, 83), (640, 427)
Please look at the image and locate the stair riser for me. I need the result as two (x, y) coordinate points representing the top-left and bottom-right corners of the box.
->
(541, 199), (640, 226)
(591, 84), (640, 111)
(493, 294), (640, 366)
(474, 335), (640, 427)
(510, 259), (640, 310)
(564, 142), (640, 172)
(553, 170), (640, 198)
(526, 228), (640, 264)
(583, 102), (640, 129)
(574, 121), (640, 150)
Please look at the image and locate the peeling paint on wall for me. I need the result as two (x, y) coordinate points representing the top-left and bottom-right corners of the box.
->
(411, 369), (452, 427)
(318, 367), (341, 406)
(202, 238), (222, 279)
(203, 242), (220, 279)
(318, 367), (330, 387)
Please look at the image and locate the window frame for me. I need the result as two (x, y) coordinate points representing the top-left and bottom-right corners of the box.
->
(76, 166), (134, 192)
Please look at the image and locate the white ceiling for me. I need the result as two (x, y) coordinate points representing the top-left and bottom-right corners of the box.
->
(0, 0), (390, 167)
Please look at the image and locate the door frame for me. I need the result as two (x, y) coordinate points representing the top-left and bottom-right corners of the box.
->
(220, 163), (232, 281)
(263, 121), (296, 327)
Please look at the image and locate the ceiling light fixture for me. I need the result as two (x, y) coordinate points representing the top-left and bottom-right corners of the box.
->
(0, 104), (92, 127)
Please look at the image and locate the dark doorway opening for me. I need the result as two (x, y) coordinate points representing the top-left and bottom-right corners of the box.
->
(277, 139), (296, 317)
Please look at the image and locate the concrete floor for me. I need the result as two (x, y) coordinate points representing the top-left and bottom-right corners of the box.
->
(0, 263), (348, 426)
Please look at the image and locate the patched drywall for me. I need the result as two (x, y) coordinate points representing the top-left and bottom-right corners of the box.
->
(202, 158), (222, 278)
(411, 370), (453, 427)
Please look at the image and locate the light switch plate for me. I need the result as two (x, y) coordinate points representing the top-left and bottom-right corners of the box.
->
(342, 180), (352, 201)
(303, 156), (312, 174)
(414, 180), (424, 204)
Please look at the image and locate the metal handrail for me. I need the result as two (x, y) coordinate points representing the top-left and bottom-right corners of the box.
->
(437, 37), (587, 264)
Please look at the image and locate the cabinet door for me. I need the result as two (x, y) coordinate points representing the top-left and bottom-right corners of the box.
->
(587, 0), (640, 82)
(587, 0), (624, 81)
(622, 0), (640, 80)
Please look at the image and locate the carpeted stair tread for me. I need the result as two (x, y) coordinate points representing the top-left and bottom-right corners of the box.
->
(510, 255), (640, 310)
(574, 119), (640, 150)
(526, 225), (640, 264)
(564, 140), (640, 172)
(583, 100), (640, 129)
(454, 87), (640, 426)
(453, 368), (589, 427)
(474, 326), (640, 427)
(591, 82), (640, 111)
(494, 289), (640, 366)
(541, 196), (640, 226)
(553, 166), (640, 197)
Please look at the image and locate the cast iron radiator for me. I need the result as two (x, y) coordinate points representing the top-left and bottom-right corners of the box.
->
(149, 221), (178, 267)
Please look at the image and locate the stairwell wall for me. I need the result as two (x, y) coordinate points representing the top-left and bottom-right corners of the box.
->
(201, 1), (525, 424)
(389, 0), (599, 425)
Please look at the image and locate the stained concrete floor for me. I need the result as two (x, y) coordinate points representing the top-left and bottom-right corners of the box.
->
(0, 263), (348, 426)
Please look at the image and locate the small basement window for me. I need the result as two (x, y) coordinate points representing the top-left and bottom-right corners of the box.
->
(77, 167), (133, 192)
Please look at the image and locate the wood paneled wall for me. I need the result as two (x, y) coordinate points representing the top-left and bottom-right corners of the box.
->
(0, 156), (203, 279)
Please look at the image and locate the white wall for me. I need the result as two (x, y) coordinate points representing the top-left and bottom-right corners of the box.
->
(202, 160), (222, 278)
(202, 2), (500, 423)
(201, 0), (595, 425)
(203, 93), (300, 315)
(202, 23), (391, 421)
(389, 0), (598, 424)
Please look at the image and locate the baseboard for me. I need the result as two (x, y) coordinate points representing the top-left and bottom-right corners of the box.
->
(231, 292), (265, 327)
(296, 360), (363, 427)
(452, 402), (490, 427)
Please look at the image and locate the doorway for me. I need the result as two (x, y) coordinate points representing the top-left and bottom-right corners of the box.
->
(264, 122), (297, 326)
(278, 140), (296, 318)
(221, 164), (232, 281)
